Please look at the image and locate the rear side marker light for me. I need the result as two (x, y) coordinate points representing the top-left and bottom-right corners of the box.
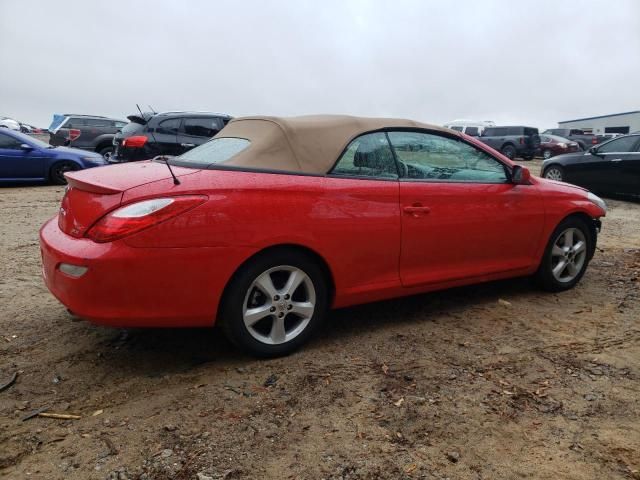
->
(122, 135), (148, 148)
(86, 195), (207, 243)
(58, 263), (88, 278)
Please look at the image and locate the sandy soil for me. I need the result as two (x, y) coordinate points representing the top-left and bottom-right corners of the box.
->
(1, 164), (639, 479)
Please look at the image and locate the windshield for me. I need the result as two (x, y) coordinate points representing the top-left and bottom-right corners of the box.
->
(11, 130), (52, 149)
(175, 137), (251, 167)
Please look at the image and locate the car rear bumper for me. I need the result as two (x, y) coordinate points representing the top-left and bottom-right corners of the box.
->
(39, 217), (256, 328)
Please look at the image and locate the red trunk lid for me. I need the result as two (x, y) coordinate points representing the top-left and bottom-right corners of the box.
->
(58, 161), (199, 238)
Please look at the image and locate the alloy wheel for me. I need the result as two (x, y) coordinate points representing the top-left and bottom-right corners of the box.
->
(550, 227), (587, 283)
(545, 167), (563, 181)
(242, 266), (316, 345)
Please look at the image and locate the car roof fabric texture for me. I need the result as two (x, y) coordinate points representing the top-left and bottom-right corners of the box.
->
(214, 115), (454, 174)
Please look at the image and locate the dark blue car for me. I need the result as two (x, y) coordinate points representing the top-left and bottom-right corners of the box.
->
(0, 129), (107, 185)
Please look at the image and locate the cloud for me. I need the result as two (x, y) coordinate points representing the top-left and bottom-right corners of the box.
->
(1, 0), (638, 128)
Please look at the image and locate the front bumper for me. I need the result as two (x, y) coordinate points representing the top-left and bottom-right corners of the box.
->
(39, 217), (256, 327)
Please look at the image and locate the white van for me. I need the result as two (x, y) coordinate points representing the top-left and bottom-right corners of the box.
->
(443, 119), (496, 137)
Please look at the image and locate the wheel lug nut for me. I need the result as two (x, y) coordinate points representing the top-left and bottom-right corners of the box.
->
(284, 294), (290, 300)
(278, 312), (284, 318)
(273, 295), (280, 301)
(287, 304), (293, 310)
(270, 307), (276, 312)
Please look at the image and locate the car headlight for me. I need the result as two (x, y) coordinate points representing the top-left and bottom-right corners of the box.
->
(558, 143), (567, 148)
(587, 192), (607, 213)
(82, 156), (106, 164)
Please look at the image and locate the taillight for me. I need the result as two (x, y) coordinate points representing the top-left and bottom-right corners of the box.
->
(591, 137), (598, 144)
(86, 195), (207, 243)
(122, 135), (148, 148)
(68, 129), (81, 142)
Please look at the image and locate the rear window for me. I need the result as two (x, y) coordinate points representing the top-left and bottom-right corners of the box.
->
(175, 137), (250, 167)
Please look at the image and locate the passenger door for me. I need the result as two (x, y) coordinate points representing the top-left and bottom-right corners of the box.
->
(0, 133), (47, 179)
(388, 131), (545, 287)
(324, 132), (402, 293)
(612, 135), (640, 195)
(176, 117), (223, 154)
(152, 117), (182, 156)
(568, 135), (638, 193)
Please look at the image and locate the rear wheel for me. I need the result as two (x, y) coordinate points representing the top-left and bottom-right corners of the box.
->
(535, 217), (592, 292)
(501, 144), (516, 160)
(220, 250), (328, 357)
(49, 161), (80, 185)
(98, 146), (114, 161)
(543, 149), (553, 160)
(543, 165), (564, 181)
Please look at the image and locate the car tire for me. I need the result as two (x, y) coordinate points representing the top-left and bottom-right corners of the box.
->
(49, 161), (80, 185)
(501, 144), (516, 160)
(535, 217), (592, 292)
(543, 165), (564, 182)
(542, 149), (553, 160)
(98, 146), (114, 161)
(219, 249), (329, 357)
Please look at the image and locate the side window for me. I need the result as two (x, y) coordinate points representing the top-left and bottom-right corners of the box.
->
(450, 126), (463, 132)
(0, 133), (22, 149)
(465, 126), (479, 136)
(115, 121), (127, 129)
(330, 132), (397, 179)
(598, 135), (639, 153)
(388, 131), (508, 183)
(182, 117), (221, 137)
(85, 118), (108, 127)
(156, 118), (181, 135)
(65, 117), (86, 128)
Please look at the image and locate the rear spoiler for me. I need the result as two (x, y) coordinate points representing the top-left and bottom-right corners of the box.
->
(65, 172), (122, 195)
(127, 112), (154, 125)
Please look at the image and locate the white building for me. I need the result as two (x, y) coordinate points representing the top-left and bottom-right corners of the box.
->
(558, 110), (640, 135)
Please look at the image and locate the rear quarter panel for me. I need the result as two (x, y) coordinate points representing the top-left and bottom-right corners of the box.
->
(121, 170), (402, 305)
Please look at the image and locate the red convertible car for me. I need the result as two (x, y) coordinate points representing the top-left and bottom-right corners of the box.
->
(40, 116), (607, 356)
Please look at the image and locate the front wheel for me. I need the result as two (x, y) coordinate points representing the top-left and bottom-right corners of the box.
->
(49, 161), (80, 185)
(220, 250), (328, 357)
(543, 165), (564, 182)
(535, 218), (592, 292)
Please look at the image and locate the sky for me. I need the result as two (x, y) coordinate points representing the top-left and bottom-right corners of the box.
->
(1, 0), (639, 129)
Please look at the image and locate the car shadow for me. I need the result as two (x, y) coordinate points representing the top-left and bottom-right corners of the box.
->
(93, 276), (535, 375)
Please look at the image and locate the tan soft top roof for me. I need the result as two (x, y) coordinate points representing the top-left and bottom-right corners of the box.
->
(215, 115), (456, 174)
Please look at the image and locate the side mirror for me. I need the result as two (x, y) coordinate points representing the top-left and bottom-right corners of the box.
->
(512, 165), (531, 185)
(20, 143), (33, 151)
(588, 146), (599, 155)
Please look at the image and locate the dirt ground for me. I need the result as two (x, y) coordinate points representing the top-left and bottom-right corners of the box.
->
(1, 160), (639, 480)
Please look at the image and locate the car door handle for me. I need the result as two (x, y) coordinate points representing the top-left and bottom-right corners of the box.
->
(181, 143), (195, 148)
(403, 204), (431, 216)
(610, 158), (622, 162)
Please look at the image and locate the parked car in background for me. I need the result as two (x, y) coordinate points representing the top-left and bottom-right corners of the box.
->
(110, 111), (232, 163)
(0, 128), (106, 184)
(20, 123), (44, 134)
(478, 126), (540, 160)
(443, 119), (495, 137)
(48, 114), (127, 160)
(40, 115), (606, 357)
(542, 128), (601, 151)
(0, 116), (21, 131)
(538, 134), (580, 159)
(542, 133), (640, 197)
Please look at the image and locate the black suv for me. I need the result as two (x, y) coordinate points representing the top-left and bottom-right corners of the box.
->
(478, 126), (541, 160)
(48, 114), (128, 160)
(110, 111), (232, 163)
